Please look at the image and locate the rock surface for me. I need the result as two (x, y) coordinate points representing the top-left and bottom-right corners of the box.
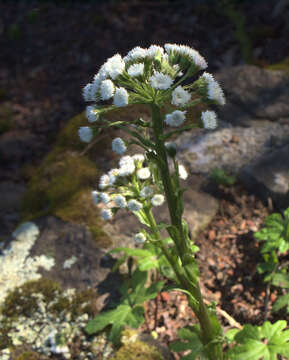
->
(177, 65), (289, 211)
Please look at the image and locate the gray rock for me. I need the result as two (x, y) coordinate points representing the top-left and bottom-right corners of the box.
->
(240, 145), (289, 212)
(215, 65), (289, 124)
(176, 65), (289, 210)
(30, 216), (122, 306)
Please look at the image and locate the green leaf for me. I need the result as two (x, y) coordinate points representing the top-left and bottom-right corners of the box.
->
(225, 321), (289, 360)
(272, 293), (289, 312)
(169, 326), (204, 360)
(109, 247), (152, 258)
(272, 272), (289, 289)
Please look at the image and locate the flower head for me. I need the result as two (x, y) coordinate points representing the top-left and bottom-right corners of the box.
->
(119, 156), (135, 176)
(113, 87), (129, 107)
(91, 190), (100, 205)
(86, 106), (99, 123)
(127, 199), (143, 212)
(103, 54), (125, 80)
(99, 192), (110, 204)
(146, 45), (164, 58)
(140, 186), (154, 198)
(150, 72), (173, 90)
(78, 126), (93, 143)
(137, 167), (151, 180)
(114, 194), (127, 208)
(134, 232), (146, 244)
(101, 208), (113, 220)
(171, 86), (191, 107)
(99, 174), (110, 189)
(151, 194), (165, 206)
(179, 164), (188, 180)
(100, 79), (115, 100)
(201, 110), (218, 129)
(133, 154), (145, 163)
(108, 168), (119, 186)
(200, 72), (225, 105)
(164, 43), (207, 70)
(82, 83), (93, 102)
(112, 137), (127, 155)
(165, 110), (186, 127)
(128, 63), (144, 77)
(123, 46), (147, 63)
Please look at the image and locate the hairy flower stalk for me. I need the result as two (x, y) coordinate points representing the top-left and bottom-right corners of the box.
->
(81, 44), (225, 359)
(150, 104), (222, 359)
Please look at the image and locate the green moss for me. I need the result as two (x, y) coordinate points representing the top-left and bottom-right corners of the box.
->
(0, 102), (14, 135)
(1, 278), (61, 320)
(111, 340), (164, 360)
(265, 57), (289, 75)
(15, 351), (41, 360)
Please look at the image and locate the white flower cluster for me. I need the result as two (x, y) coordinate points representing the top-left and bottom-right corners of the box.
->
(91, 152), (167, 221)
(80, 43), (225, 142)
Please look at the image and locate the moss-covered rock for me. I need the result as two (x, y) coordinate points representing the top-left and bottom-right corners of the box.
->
(0, 102), (13, 135)
(20, 111), (111, 246)
(265, 57), (289, 75)
(111, 340), (164, 360)
(0, 278), (99, 355)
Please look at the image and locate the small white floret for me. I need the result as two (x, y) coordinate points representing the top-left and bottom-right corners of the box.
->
(165, 110), (186, 127)
(78, 126), (93, 143)
(112, 137), (127, 155)
(201, 110), (218, 129)
(82, 83), (93, 102)
(99, 192), (110, 204)
(151, 194), (165, 206)
(200, 72), (225, 105)
(123, 46), (147, 63)
(91, 190), (100, 205)
(140, 186), (154, 198)
(86, 106), (99, 123)
(113, 87), (129, 107)
(134, 233), (146, 244)
(114, 194), (127, 208)
(137, 167), (151, 180)
(179, 164), (188, 180)
(101, 208), (113, 220)
(127, 63), (144, 77)
(146, 45), (164, 58)
(171, 86), (191, 107)
(127, 199), (143, 212)
(150, 72), (173, 90)
(103, 54), (125, 80)
(132, 154), (145, 163)
(100, 79), (115, 100)
(99, 174), (110, 189)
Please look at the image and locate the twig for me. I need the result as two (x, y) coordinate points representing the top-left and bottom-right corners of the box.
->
(79, 133), (109, 156)
(203, 298), (242, 330)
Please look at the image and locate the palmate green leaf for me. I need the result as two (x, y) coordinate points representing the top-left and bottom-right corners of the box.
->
(169, 326), (205, 360)
(85, 303), (144, 344)
(225, 321), (289, 360)
(272, 293), (289, 313)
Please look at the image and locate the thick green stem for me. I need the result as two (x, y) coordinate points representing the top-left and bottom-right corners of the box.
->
(150, 104), (223, 360)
